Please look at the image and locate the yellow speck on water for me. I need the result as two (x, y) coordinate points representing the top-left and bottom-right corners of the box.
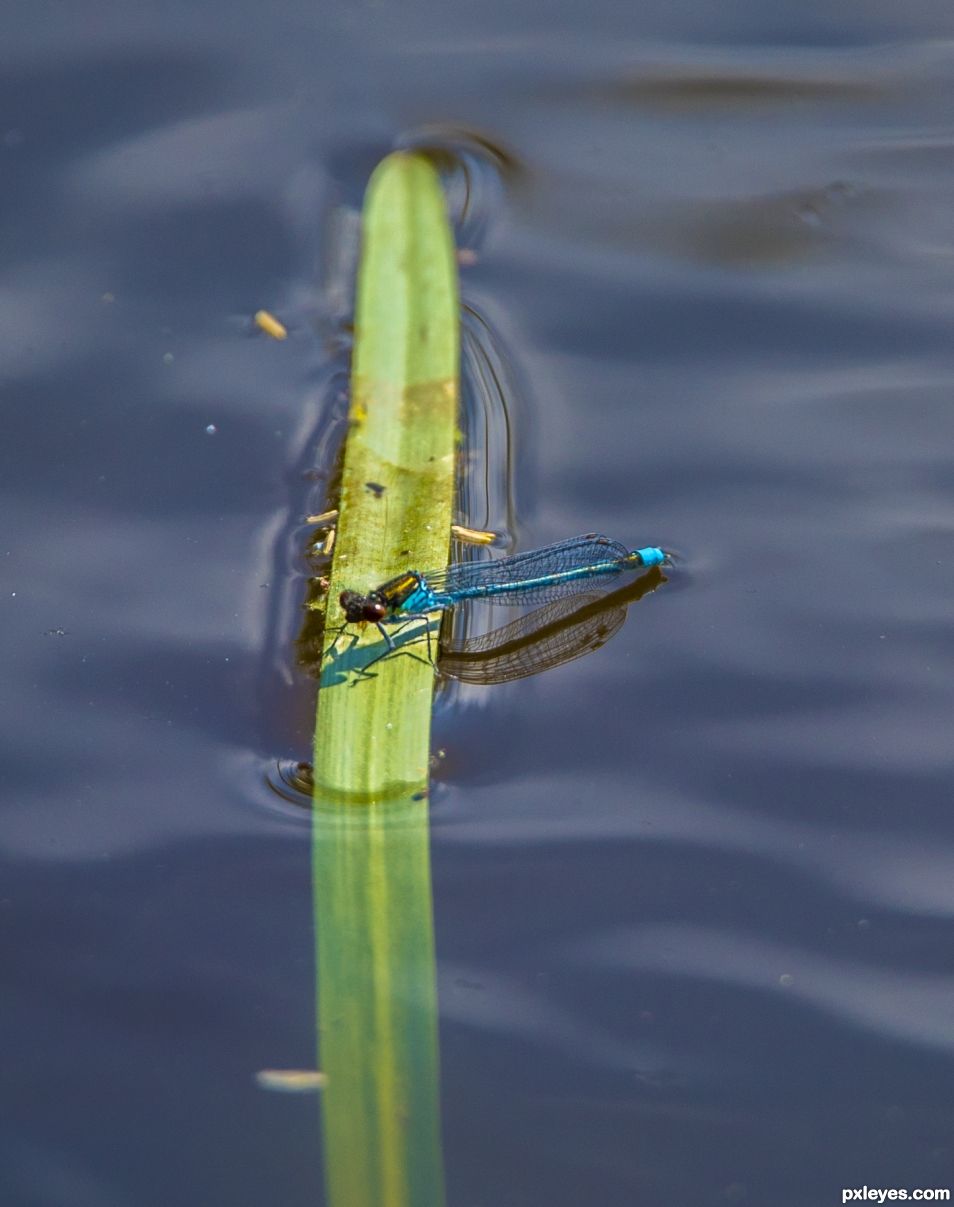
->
(254, 309), (288, 340)
(254, 1068), (327, 1093)
(451, 523), (496, 545)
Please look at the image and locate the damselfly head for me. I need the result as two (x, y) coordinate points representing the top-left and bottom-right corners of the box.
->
(339, 590), (387, 624)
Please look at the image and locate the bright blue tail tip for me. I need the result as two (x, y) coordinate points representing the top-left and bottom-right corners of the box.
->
(636, 546), (667, 568)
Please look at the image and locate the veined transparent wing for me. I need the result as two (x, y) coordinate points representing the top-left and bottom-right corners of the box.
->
(423, 534), (634, 605)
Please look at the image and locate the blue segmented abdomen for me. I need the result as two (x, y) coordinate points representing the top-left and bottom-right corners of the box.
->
(402, 534), (663, 610)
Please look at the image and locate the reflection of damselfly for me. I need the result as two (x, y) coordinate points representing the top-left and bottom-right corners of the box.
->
(439, 562), (666, 684)
(335, 533), (667, 665)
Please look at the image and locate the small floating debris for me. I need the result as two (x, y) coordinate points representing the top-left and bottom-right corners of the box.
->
(265, 760), (314, 807)
(365, 481), (386, 497)
(254, 1068), (327, 1093)
(254, 309), (288, 340)
(307, 509), (338, 526)
(313, 530), (335, 556)
(451, 523), (496, 545)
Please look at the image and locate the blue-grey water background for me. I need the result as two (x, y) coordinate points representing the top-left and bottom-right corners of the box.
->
(5, 1), (954, 1204)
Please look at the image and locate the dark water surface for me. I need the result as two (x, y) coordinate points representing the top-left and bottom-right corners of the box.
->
(5, 2), (954, 1204)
